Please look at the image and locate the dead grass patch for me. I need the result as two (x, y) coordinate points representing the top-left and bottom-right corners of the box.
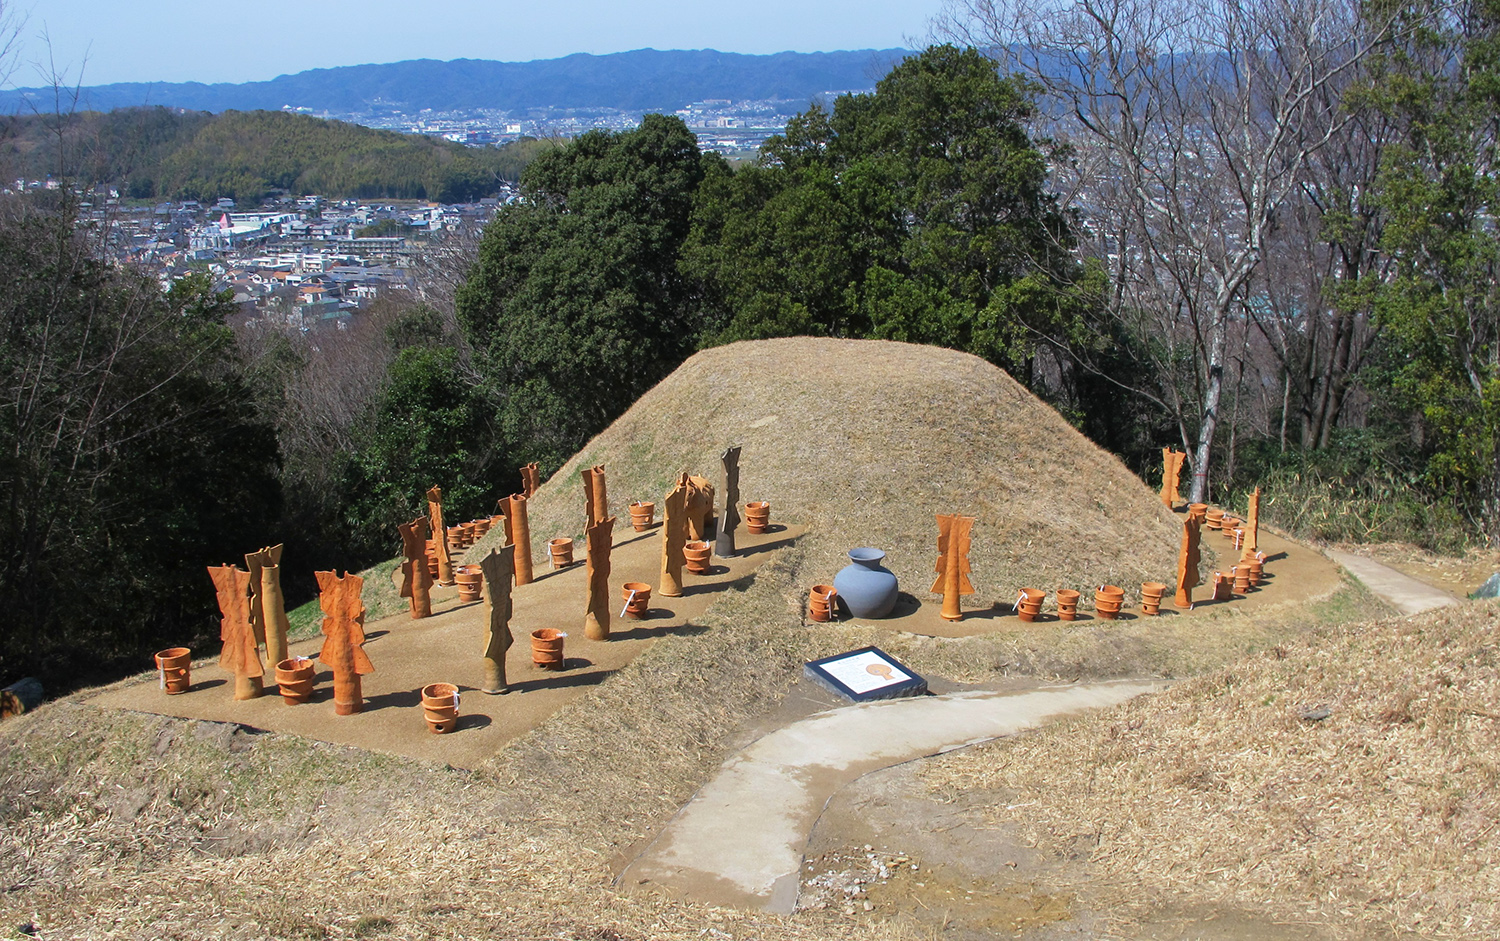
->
(920, 599), (1500, 938)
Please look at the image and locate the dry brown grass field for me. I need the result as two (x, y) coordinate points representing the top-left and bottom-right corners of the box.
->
(0, 339), (1455, 940)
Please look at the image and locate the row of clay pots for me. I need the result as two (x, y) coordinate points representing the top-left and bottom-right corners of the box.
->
(1012, 583), (1178, 621)
(549, 536), (575, 568)
(621, 582), (651, 618)
(421, 682), (459, 734)
(455, 563), (484, 603)
(745, 501), (771, 534)
(531, 628), (566, 669)
(629, 501), (656, 532)
(808, 584), (837, 622)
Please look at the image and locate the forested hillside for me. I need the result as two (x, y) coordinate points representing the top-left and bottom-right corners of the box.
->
(3, 107), (546, 202)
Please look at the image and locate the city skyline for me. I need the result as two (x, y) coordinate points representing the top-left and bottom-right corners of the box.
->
(25, 0), (943, 88)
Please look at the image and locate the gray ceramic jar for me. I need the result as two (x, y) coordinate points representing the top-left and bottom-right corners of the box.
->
(832, 547), (899, 618)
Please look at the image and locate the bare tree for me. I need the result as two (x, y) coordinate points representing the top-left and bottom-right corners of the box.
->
(936, 0), (1394, 501)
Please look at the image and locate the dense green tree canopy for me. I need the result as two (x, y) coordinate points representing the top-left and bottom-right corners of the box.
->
(682, 45), (1091, 377)
(456, 113), (715, 469)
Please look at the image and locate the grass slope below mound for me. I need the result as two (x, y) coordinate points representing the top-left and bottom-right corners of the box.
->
(922, 599), (1500, 939)
(521, 337), (1191, 612)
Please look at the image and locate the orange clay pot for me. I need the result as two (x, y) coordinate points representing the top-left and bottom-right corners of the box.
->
(628, 501), (655, 532)
(1245, 560), (1264, 587)
(1054, 588), (1081, 621)
(1187, 503), (1208, 522)
(808, 584), (837, 622)
(744, 501), (771, 534)
(1213, 572), (1234, 601)
(531, 629), (566, 670)
(274, 657), (316, 705)
(621, 582), (651, 618)
(154, 647), (192, 694)
(421, 682), (460, 733)
(548, 537), (574, 568)
(472, 517), (491, 538)
(455, 564), (483, 602)
(684, 540), (711, 575)
(1204, 508), (1225, 530)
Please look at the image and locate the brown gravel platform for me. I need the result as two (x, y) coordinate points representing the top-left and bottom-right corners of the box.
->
(88, 524), (805, 768)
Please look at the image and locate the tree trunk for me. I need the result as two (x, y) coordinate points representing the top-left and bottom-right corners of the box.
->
(1189, 307), (1231, 505)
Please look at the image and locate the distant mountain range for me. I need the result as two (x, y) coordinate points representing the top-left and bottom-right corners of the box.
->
(4, 48), (913, 116)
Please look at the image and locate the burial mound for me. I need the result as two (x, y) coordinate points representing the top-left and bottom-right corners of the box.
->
(523, 337), (1186, 612)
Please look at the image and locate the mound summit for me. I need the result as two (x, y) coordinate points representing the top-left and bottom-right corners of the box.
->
(526, 338), (1187, 610)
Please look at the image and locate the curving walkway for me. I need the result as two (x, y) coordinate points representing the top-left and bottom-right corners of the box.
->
(617, 680), (1159, 912)
(1325, 549), (1461, 615)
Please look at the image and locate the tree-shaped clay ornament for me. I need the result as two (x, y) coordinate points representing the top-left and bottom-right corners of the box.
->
(210, 564), (262, 700)
(715, 446), (742, 558)
(1242, 486), (1261, 560)
(931, 513), (977, 621)
(428, 486), (455, 585)
(478, 545), (516, 693)
(504, 492), (534, 586)
(398, 516), (433, 619)
(584, 465), (608, 528)
(1175, 513), (1203, 608)
(660, 472), (690, 598)
(1161, 448), (1187, 508)
(316, 570), (373, 715)
(584, 515), (615, 640)
(522, 461), (541, 498)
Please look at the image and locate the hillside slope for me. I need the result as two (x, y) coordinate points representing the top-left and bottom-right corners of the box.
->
(523, 337), (1187, 610)
(924, 599), (1500, 937)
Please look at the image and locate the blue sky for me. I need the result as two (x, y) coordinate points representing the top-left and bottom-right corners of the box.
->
(21, 0), (941, 87)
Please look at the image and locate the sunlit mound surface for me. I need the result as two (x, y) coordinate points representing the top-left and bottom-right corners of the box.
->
(524, 337), (1185, 607)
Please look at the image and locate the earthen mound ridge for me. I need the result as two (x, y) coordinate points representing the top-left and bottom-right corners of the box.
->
(525, 337), (1185, 609)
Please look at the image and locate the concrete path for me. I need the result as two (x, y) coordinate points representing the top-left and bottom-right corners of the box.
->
(1326, 550), (1461, 615)
(618, 680), (1159, 913)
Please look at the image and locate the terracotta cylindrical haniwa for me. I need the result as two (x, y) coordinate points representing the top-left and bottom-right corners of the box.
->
(1221, 517), (1240, 537)
(809, 584), (837, 622)
(1016, 588), (1046, 623)
(1213, 572), (1233, 601)
(1204, 508), (1225, 530)
(628, 501), (656, 532)
(274, 657), (316, 705)
(1054, 589), (1080, 621)
(621, 582), (652, 618)
(1140, 581), (1166, 617)
(549, 537), (574, 568)
(531, 628), (566, 670)
(473, 517), (491, 538)
(455, 564), (483, 603)
(684, 540), (712, 575)
(744, 501), (771, 535)
(1245, 559), (1264, 587)
(1187, 503), (1208, 522)
(1094, 587), (1122, 620)
(155, 647), (192, 694)
(447, 525), (464, 551)
(1233, 565), (1251, 594)
(421, 682), (460, 734)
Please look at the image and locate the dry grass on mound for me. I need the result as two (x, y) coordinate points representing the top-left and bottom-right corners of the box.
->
(521, 338), (1198, 613)
(922, 599), (1500, 938)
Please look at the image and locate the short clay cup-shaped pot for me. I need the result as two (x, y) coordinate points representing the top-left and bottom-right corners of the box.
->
(628, 501), (656, 532)
(1221, 517), (1240, 536)
(745, 501), (770, 534)
(1188, 503), (1208, 521)
(622, 582), (651, 618)
(549, 537), (575, 567)
(155, 647), (193, 694)
(1205, 508), (1225, 530)
(684, 540), (712, 575)
(808, 585), (837, 622)
(274, 657), (316, 704)
(422, 683), (460, 710)
(531, 629), (566, 669)
(473, 518), (491, 537)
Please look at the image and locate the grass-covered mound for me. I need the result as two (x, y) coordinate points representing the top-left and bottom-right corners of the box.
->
(521, 337), (1187, 610)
